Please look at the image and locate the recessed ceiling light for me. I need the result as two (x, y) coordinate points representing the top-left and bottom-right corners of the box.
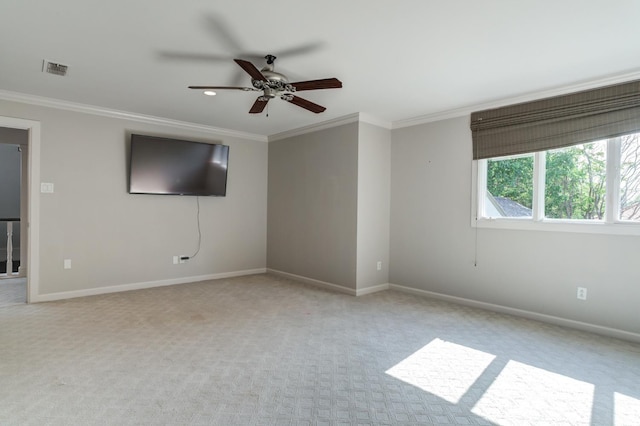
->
(203, 91), (217, 96)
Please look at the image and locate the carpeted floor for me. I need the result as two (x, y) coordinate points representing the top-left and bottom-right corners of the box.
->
(0, 277), (26, 307)
(0, 273), (639, 425)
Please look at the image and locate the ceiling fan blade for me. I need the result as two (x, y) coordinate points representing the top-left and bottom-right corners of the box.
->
(290, 78), (342, 91)
(234, 59), (267, 81)
(158, 51), (230, 63)
(249, 97), (269, 114)
(200, 14), (323, 60)
(202, 14), (244, 53)
(188, 86), (257, 91)
(230, 70), (247, 87)
(287, 95), (326, 113)
(274, 41), (324, 58)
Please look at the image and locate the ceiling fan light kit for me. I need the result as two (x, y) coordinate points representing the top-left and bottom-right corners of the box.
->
(189, 55), (342, 114)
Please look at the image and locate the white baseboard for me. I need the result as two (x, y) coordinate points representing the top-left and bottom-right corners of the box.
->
(267, 269), (356, 295)
(390, 283), (640, 344)
(33, 269), (638, 343)
(267, 269), (390, 297)
(32, 268), (267, 303)
(356, 283), (390, 296)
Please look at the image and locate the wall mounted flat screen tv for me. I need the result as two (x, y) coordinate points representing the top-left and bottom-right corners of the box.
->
(129, 134), (229, 196)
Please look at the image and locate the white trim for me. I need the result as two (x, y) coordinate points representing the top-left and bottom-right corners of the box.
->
(0, 116), (40, 304)
(474, 160), (485, 227)
(267, 268), (356, 295)
(533, 152), (545, 221)
(389, 283), (640, 344)
(394, 107), (479, 129)
(358, 113), (392, 130)
(392, 69), (640, 129)
(31, 268), (267, 303)
(267, 268), (389, 296)
(4, 69), (640, 140)
(356, 283), (390, 296)
(268, 113), (361, 142)
(475, 217), (640, 235)
(0, 90), (267, 143)
(267, 112), (391, 142)
(607, 137), (622, 223)
(28, 124), (40, 304)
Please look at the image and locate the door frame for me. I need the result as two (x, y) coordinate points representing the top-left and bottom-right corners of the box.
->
(0, 116), (40, 303)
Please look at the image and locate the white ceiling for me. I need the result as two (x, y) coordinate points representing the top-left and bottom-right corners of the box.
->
(2, 0), (640, 137)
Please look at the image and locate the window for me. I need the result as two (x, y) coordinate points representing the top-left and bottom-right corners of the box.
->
(485, 154), (533, 218)
(544, 140), (607, 220)
(620, 134), (640, 220)
(470, 78), (640, 234)
(476, 132), (640, 234)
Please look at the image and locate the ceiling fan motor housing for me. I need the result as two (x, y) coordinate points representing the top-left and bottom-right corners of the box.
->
(252, 70), (295, 91)
(260, 87), (278, 100)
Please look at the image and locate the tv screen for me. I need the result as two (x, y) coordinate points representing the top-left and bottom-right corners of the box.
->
(128, 134), (229, 196)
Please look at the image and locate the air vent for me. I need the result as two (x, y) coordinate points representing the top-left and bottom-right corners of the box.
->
(43, 60), (68, 76)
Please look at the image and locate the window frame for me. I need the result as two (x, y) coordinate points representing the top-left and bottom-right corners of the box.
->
(473, 136), (640, 236)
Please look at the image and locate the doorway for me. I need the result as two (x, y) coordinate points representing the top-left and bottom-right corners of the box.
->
(0, 131), (27, 304)
(0, 116), (41, 303)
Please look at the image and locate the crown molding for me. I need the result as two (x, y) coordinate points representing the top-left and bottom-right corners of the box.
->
(268, 113), (360, 141)
(0, 90), (268, 142)
(268, 112), (391, 142)
(392, 68), (640, 129)
(358, 113), (392, 130)
(7, 68), (639, 139)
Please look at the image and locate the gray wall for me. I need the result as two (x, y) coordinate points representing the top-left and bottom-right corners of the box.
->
(5, 93), (637, 336)
(390, 116), (640, 335)
(267, 121), (391, 292)
(356, 122), (391, 289)
(0, 100), (268, 296)
(267, 123), (359, 289)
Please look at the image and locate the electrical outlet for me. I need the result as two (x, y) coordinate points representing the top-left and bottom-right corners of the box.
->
(376, 261), (382, 271)
(64, 259), (71, 269)
(577, 287), (587, 300)
(40, 182), (54, 193)
(179, 255), (189, 264)
(173, 256), (179, 265)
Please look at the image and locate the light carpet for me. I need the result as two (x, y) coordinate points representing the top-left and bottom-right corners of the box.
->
(0, 277), (26, 308)
(0, 273), (639, 425)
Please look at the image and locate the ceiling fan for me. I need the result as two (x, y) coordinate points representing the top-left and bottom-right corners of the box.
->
(189, 54), (342, 114)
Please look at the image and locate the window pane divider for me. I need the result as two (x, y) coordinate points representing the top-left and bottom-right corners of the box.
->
(476, 159), (487, 223)
(532, 152), (545, 221)
(606, 137), (621, 224)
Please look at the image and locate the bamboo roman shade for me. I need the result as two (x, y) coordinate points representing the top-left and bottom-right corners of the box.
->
(470, 79), (640, 160)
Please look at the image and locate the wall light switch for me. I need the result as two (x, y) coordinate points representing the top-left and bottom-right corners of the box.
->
(41, 182), (54, 193)
(64, 259), (71, 269)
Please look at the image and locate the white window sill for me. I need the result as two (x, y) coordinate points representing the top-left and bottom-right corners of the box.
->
(475, 217), (640, 236)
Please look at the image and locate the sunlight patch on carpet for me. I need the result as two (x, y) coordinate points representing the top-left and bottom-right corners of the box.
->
(615, 392), (640, 425)
(472, 360), (594, 425)
(385, 338), (495, 403)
